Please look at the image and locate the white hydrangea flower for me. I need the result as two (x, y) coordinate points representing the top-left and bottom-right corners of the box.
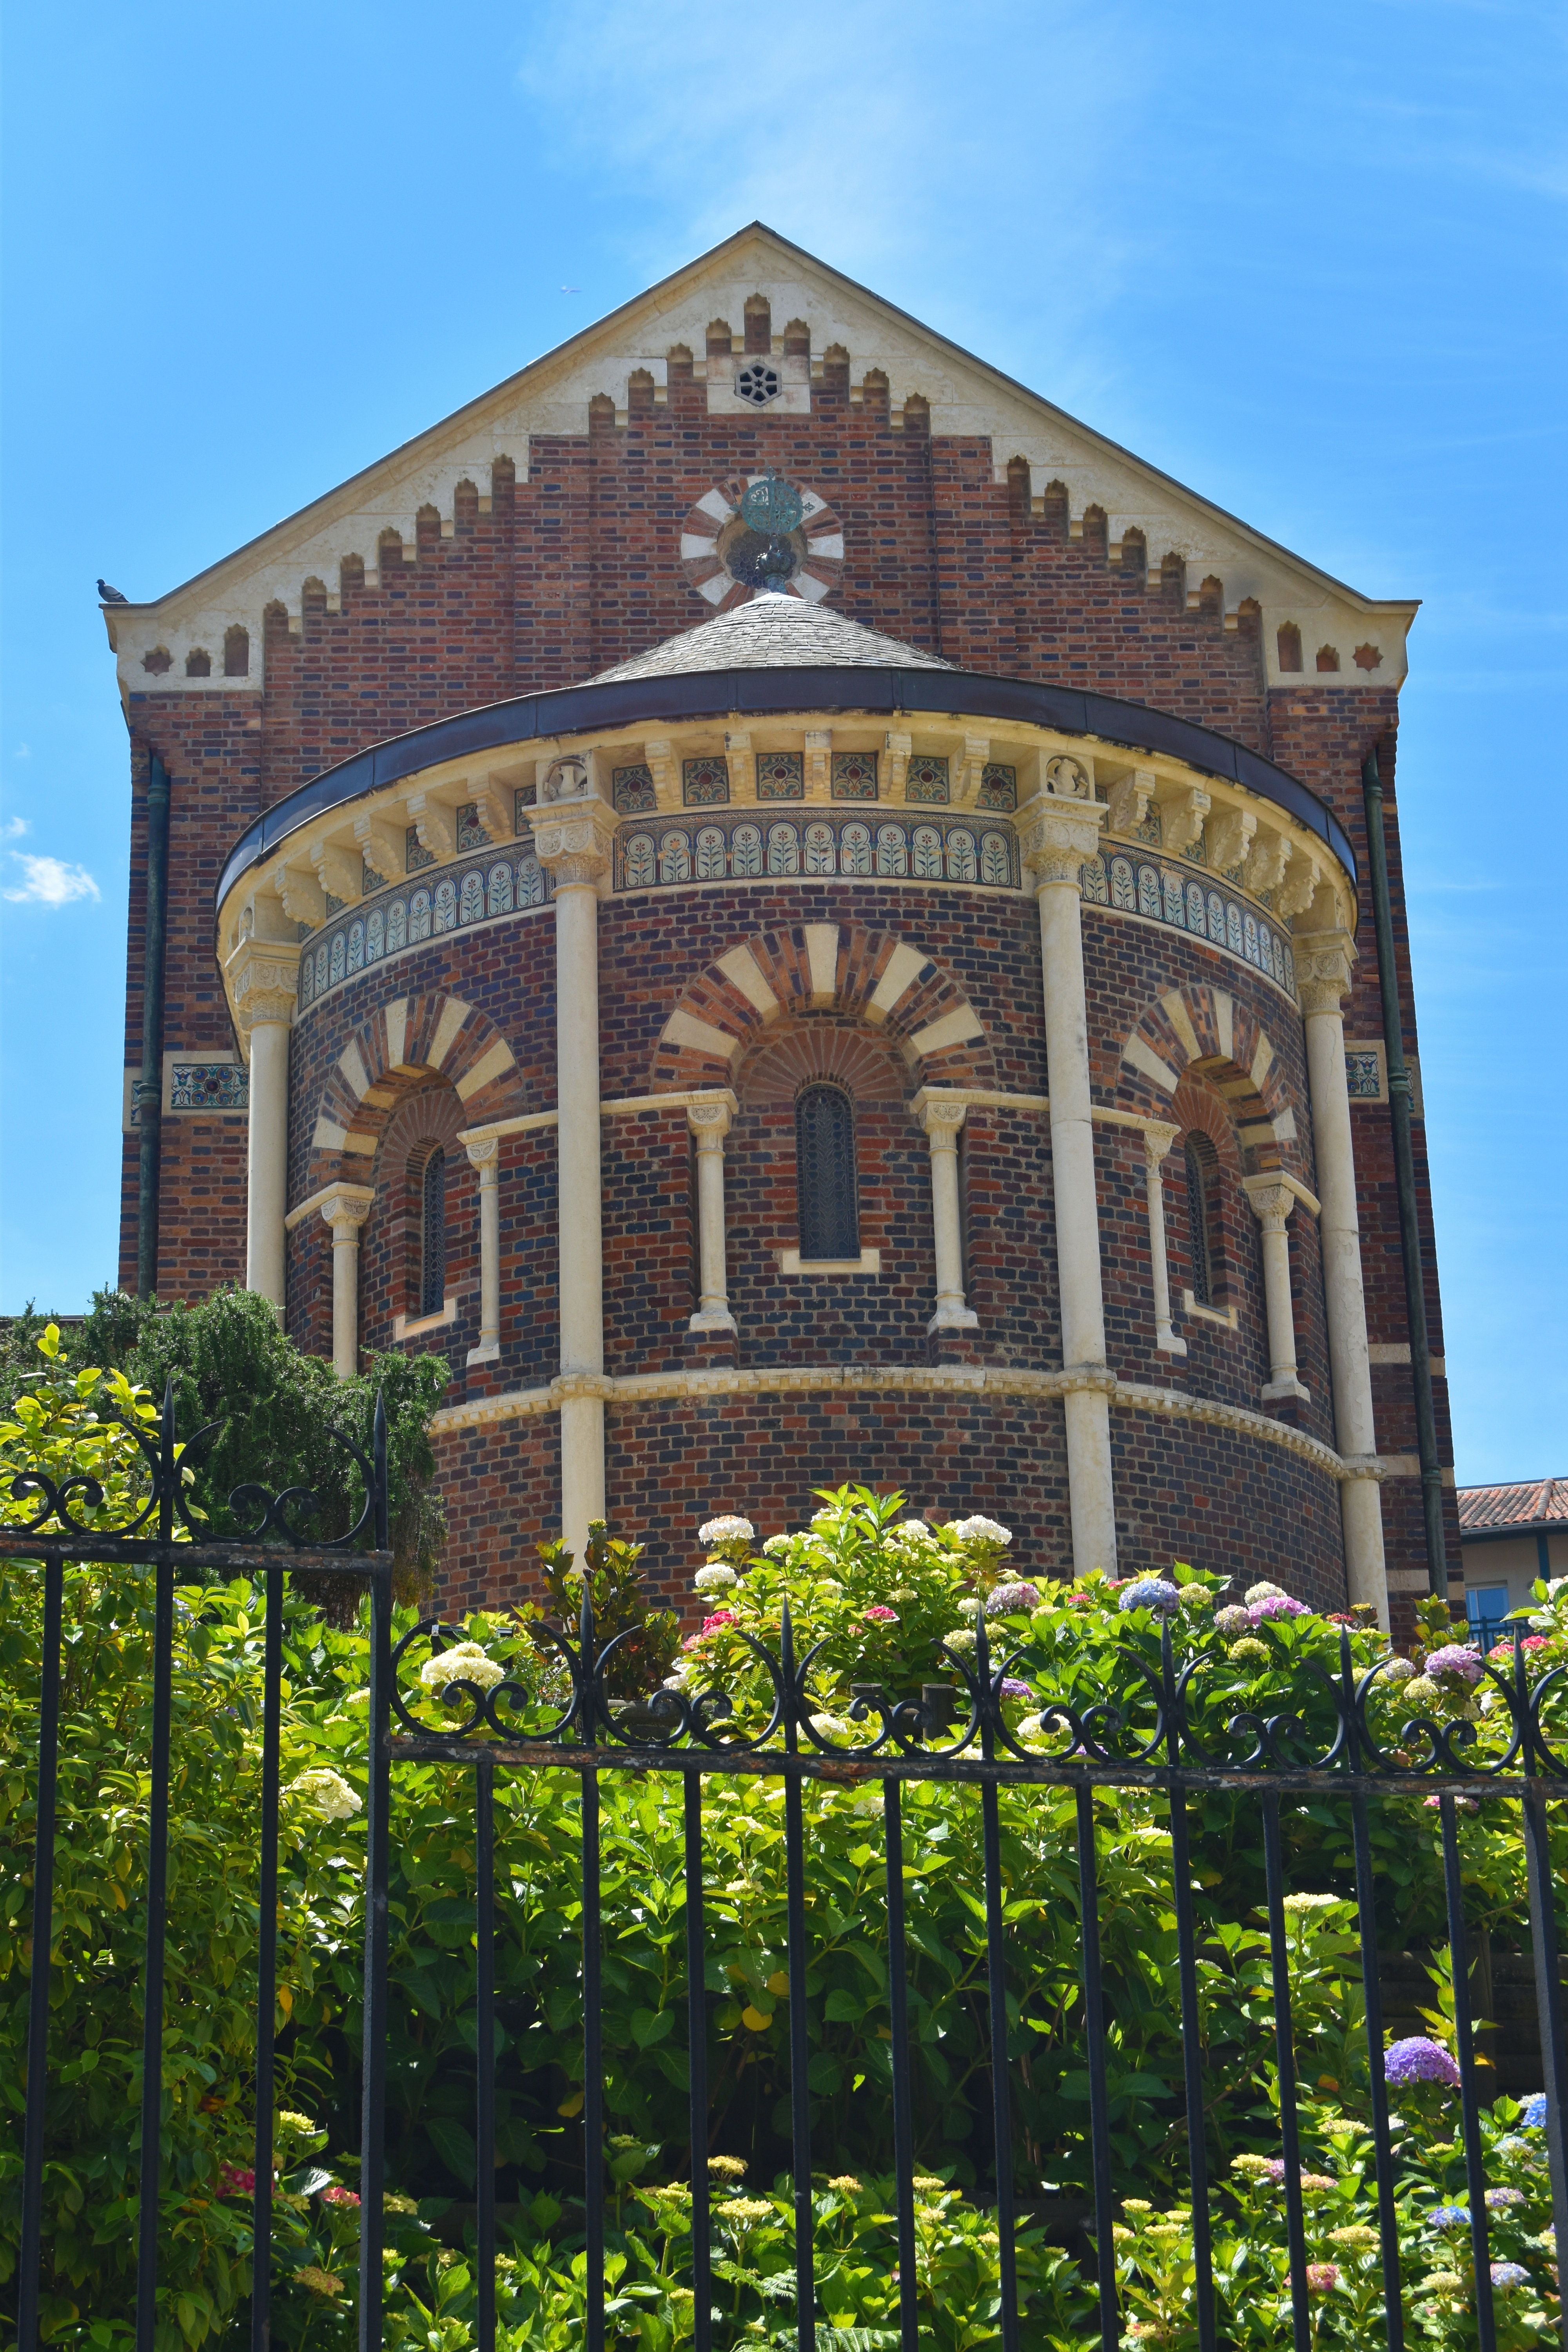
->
(815, 1579), (844, 1597)
(698, 1515), (754, 1546)
(810, 1508), (837, 1529)
(956, 1596), (984, 1618)
(762, 1534), (793, 1557)
(694, 1564), (739, 1592)
(808, 1712), (850, 1740)
(345, 1688), (372, 1707)
(662, 1672), (688, 1691)
(419, 1642), (505, 1694)
(951, 1516), (1013, 1549)
(1244, 1581), (1287, 1604)
(290, 1769), (362, 1822)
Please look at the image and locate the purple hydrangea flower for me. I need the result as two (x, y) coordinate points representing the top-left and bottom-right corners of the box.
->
(1214, 1605), (1251, 1638)
(985, 1581), (1042, 1616)
(1384, 2038), (1462, 2089)
(1521, 2093), (1548, 2129)
(1249, 1594), (1309, 1624)
(1119, 1579), (1181, 1616)
(1486, 2188), (1526, 2209)
(997, 1676), (1033, 1699)
(1426, 1644), (1485, 1684)
(1429, 2205), (1471, 2229)
(1490, 2263), (1530, 2290)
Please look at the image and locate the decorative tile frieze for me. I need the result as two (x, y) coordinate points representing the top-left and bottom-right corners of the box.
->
(831, 750), (878, 800)
(1345, 1045), (1386, 1101)
(614, 812), (1018, 894)
(405, 824), (436, 873)
(513, 783), (537, 831)
(612, 763), (657, 813)
(904, 753), (949, 804)
(297, 850), (553, 1014)
(1080, 848), (1296, 995)
(457, 802), (490, 852)
(978, 762), (1017, 811)
(171, 1062), (249, 1112)
(682, 754), (730, 806)
(756, 750), (804, 800)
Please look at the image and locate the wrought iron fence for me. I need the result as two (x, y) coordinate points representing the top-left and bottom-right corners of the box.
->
(7, 1391), (1568, 2352)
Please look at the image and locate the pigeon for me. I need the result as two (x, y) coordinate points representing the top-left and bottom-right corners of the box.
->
(98, 579), (129, 604)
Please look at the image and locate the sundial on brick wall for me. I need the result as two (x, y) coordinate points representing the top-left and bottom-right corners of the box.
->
(678, 472), (846, 608)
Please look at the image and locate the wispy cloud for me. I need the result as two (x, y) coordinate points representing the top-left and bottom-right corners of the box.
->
(1, 815), (27, 842)
(3, 853), (100, 907)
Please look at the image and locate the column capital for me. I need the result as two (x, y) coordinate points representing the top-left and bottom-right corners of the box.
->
(913, 1093), (968, 1141)
(1293, 927), (1357, 1016)
(1018, 784), (1106, 886)
(225, 937), (300, 1041)
(1141, 1119), (1182, 1167)
(687, 1096), (735, 1144)
(319, 1181), (375, 1233)
(528, 797), (617, 888)
(1241, 1173), (1298, 1231)
(465, 1135), (501, 1174)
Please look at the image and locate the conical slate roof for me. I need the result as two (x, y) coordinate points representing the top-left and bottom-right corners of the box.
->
(584, 590), (953, 684)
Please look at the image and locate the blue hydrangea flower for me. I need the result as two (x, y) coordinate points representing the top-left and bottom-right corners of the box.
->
(1490, 2263), (1529, 2290)
(1118, 1579), (1181, 1616)
(1521, 2093), (1548, 2129)
(1429, 2206), (1471, 2230)
(1384, 2038), (1462, 2089)
(1486, 2188), (1526, 2209)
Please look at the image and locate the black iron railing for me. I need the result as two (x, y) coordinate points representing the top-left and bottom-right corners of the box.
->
(7, 1396), (1567, 2352)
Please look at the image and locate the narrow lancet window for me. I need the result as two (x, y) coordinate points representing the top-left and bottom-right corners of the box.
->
(1185, 1137), (1215, 1306)
(796, 1083), (859, 1261)
(420, 1148), (446, 1316)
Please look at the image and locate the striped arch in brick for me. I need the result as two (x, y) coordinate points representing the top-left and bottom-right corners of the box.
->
(1114, 983), (1295, 1168)
(308, 992), (526, 1181)
(652, 925), (996, 1092)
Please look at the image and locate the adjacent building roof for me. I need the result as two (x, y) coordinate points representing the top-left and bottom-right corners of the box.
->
(584, 591), (953, 684)
(1457, 1478), (1568, 1535)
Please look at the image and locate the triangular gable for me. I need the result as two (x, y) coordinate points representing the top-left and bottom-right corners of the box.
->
(102, 221), (1417, 700)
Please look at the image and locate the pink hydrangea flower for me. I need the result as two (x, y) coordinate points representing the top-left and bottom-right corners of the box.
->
(1306, 2264), (1340, 2293)
(1249, 1595), (1309, 1624)
(864, 1606), (899, 1623)
(1426, 1644), (1484, 1683)
(321, 2185), (361, 2208)
(701, 1610), (737, 1635)
(218, 2163), (256, 2196)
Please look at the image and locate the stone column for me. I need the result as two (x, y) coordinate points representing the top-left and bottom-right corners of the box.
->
(1142, 1121), (1186, 1357)
(688, 1098), (739, 1333)
(1242, 1175), (1309, 1401)
(1296, 927), (1388, 1623)
(465, 1136), (501, 1365)
(531, 793), (616, 1561)
(913, 1094), (979, 1332)
(319, 1182), (374, 1379)
(1020, 772), (1118, 1576)
(225, 936), (300, 1312)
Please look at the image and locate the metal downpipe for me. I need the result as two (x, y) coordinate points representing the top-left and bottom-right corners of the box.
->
(135, 750), (171, 1300)
(1361, 747), (1448, 1598)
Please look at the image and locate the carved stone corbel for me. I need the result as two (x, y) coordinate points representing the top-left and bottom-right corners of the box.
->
(309, 837), (363, 906)
(404, 789), (458, 863)
(1155, 780), (1210, 856)
(804, 730), (832, 795)
(1243, 826), (1292, 898)
(353, 809), (407, 885)
(1107, 768), (1158, 838)
(724, 731), (755, 797)
(276, 860), (327, 928)
(883, 730), (911, 794)
(1276, 846), (1323, 920)
(643, 739), (680, 810)
(1207, 805), (1258, 877)
(953, 735), (990, 805)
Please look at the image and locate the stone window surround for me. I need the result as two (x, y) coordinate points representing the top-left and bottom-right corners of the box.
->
(217, 710), (1356, 1054)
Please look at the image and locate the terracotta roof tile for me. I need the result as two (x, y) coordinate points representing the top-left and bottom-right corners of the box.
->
(583, 590), (952, 684)
(1456, 1477), (1568, 1532)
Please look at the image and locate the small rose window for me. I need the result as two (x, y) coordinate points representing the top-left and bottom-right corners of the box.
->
(735, 362), (781, 408)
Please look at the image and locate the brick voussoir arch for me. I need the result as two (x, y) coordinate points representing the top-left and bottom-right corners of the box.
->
(652, 924), (995, 1091)
(1113, 980), (1295, 1167)
(307, 990), (526, 1183)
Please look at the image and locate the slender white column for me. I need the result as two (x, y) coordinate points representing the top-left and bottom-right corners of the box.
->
(319, 1183), (374, 1379)
(1243, 1175), (1309, 1401)
(1020, 774), (1118, 1577)
(1142, 1121), (1186, 1357)
(225, 938), (299, 1311)
(688, 1098), (738, 1333)
(531, 793), (615, 1562)
(914, 1094), (979, 1332)
(1296, 927), (1388, 1624)
(465, 1137), (501, 1364)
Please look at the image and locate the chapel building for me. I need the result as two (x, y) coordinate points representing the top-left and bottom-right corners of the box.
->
(103, 224), (1459, 1626)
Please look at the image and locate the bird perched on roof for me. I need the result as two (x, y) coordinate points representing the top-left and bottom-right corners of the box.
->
(97, 578), (129, 604)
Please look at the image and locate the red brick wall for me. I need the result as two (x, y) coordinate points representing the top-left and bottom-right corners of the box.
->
(118, 376), (1452, 1602)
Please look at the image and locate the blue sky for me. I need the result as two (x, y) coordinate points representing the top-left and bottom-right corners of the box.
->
(1, 0), (1563, 1483)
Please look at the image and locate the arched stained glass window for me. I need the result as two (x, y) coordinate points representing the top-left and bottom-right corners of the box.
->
(1184, 1136), (1215, 1307)
(795, 1083), (859, 1261)
(420, 1148), (447, 1316)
